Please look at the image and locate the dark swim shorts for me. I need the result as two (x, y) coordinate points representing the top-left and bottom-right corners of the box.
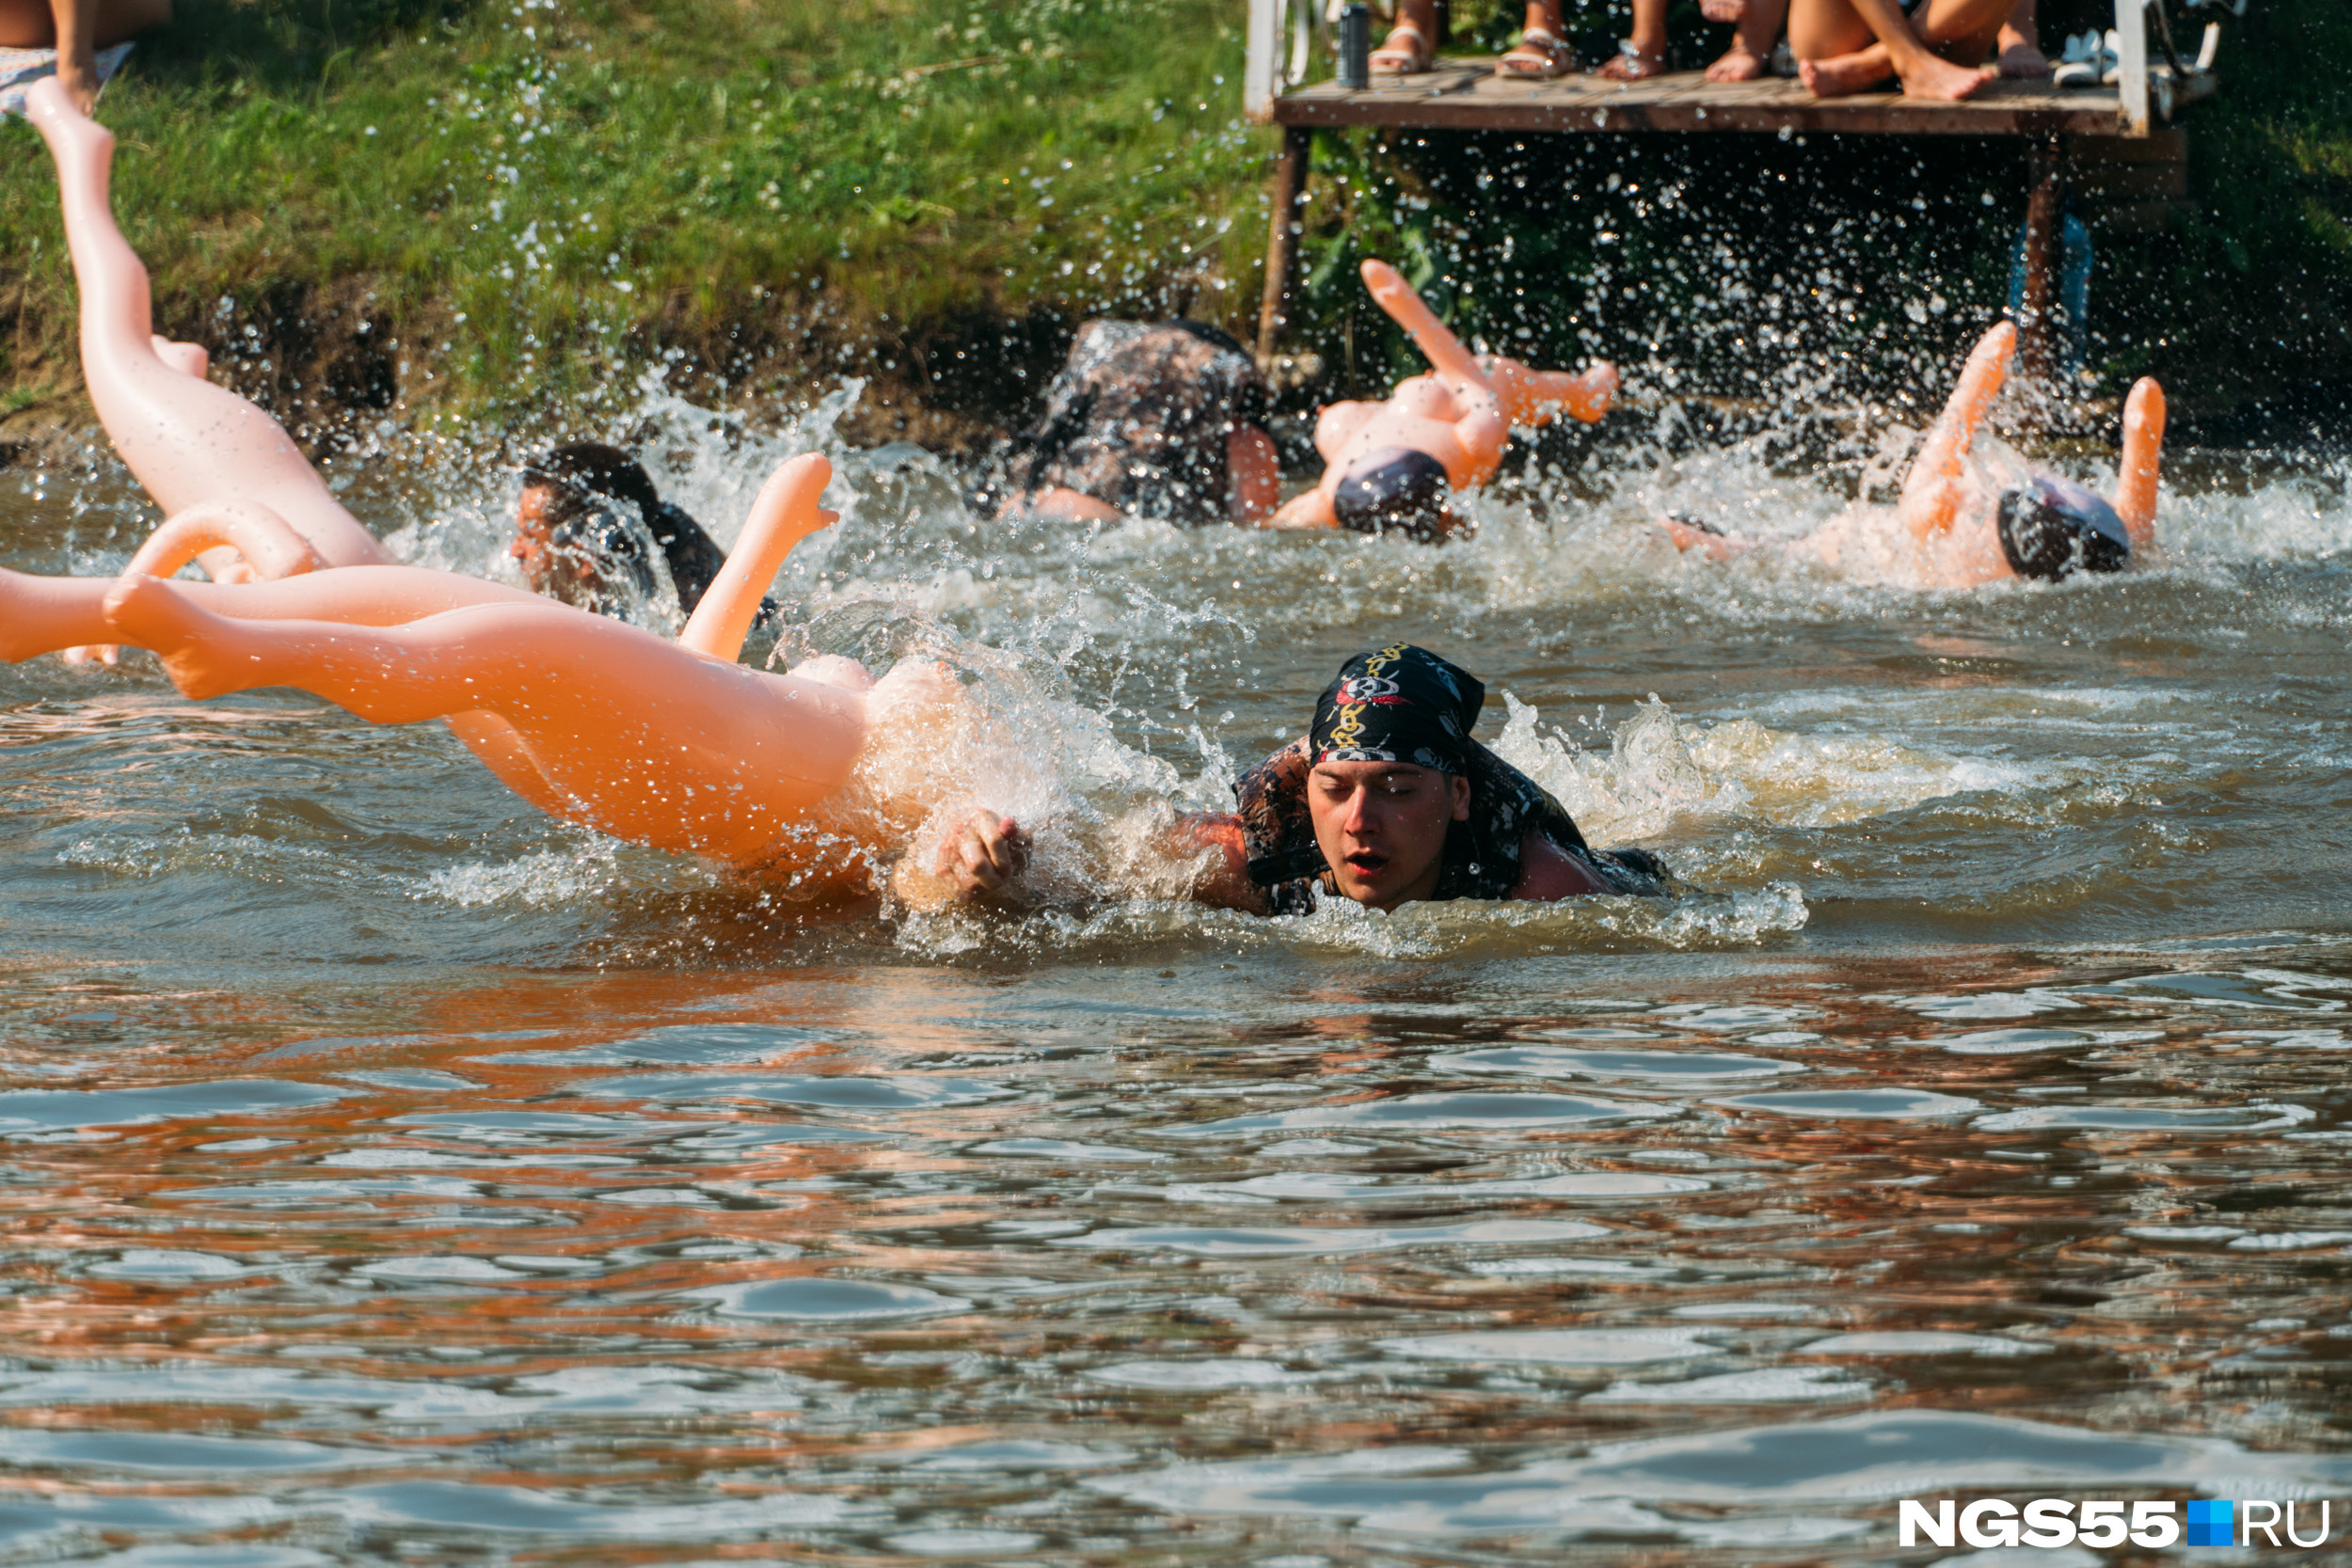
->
(1331, 448), (1452, 541)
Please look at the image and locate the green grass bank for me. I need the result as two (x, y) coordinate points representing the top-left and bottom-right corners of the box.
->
(1, 0), (2346, 448)
(1, 0), (1274, 445)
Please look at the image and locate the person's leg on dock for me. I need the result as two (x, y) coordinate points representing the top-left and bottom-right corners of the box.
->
(1792, 0), (2026, 89)
(1791, 0), (2006, 98)
(25, 77), (388, 569)
(1701, 0), (1788, 80)
(1590, 0), (1668, 78)
(1372, 0), (1436, 73)
(1994, 0), (2047, 74)
(0, 0), (173, 112)
(1497, 0), (1577, 78)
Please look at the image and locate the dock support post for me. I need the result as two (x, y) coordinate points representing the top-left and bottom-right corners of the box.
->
(1258, 126), (1313, 363)
(2016, 135), (2066, 398)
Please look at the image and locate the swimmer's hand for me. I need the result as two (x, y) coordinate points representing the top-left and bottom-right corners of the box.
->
(945, 811), (1030, 898)
(896, 807), (1031, 911)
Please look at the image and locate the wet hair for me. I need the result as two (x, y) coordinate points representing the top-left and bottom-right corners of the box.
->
(521, 443), (660, 545)
(1996, 474), (2131, 582)
(1332, 448), (1452, 540)
(516, 442), (738, 616)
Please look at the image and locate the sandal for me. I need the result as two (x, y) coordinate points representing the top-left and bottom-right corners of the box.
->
(1494, 26), (1577, 79)
(1592, 40), (1668, 79)
(2051, 29), (2115, 87)
(1369, 21), (1433, 76)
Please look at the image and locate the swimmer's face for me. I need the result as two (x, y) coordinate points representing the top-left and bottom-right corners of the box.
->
(1307, 760), (1471, 911)
(512, 484), (595, 605)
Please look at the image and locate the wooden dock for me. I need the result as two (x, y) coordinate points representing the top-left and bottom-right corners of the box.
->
(1244, 0), (2219, 389)
(1267, 68), (2208, 139)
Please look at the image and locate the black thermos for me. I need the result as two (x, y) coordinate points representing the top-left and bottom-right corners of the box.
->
(1339, 3), (1371, 89)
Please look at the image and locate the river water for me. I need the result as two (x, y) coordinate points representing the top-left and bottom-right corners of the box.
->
(0, 384), (2348, 1565)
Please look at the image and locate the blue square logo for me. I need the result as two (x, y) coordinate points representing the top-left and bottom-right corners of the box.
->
(2186, 1498), (2234, 1547)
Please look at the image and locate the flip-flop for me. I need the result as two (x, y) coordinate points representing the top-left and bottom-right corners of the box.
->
(1494, 27), (1577, 79)
(1591, 40), (1669, 80)
(1369, 21), (1433, 75)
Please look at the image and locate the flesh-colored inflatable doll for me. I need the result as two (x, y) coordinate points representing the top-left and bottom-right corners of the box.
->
(1658, 320), (2166, 590)
(10, 77), (971, 893)
(1267, 260), (1618, 540)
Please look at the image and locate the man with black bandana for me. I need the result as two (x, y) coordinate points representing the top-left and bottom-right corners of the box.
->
(917, 643), (1668, 913)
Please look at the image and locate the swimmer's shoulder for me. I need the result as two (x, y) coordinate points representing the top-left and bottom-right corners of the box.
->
(1509, 833), (1675, 902)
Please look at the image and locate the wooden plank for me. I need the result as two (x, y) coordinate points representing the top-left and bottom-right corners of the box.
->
(1272, 66), (2134, 136)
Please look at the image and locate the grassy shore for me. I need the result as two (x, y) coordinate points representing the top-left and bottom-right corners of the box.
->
(1, 0), (2346, 441)
(0, 0), (1275, 437)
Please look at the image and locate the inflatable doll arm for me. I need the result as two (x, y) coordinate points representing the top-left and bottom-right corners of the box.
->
(63, 499), (325, 667)
(2115, 376), (2164, 552)
(1360, 259), (1493, 400)
(677, 454), (837, 664)
(1899, 321), (2013, 539)
(124, 500), (326, 582)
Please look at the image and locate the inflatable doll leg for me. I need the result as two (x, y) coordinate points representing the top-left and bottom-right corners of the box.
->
(25, 79), (387, 568)
(2115, 377), (2165, 551)
(1899, 320), (2014, 539)
(99, 578), (869, 863)
(0, 562), (547, 663)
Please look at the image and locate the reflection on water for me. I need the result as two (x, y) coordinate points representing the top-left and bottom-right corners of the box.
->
(0, 389), (2348, 1561)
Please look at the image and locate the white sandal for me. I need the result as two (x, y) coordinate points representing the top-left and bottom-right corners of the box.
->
(1369, 21), (1434, 75)
(1495, 26), (1578, 79)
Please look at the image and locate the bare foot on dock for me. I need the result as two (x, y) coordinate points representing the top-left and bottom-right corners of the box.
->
(1799, 48), (1895, 94)
(1804, 45), (1993, 99)
(1895, 50), (1996, 98)
(1707, 40), (1771, 79)
(100, 575), (258, 699)
(1593, 43), (1669, 79)
(151, 336), (211, 380)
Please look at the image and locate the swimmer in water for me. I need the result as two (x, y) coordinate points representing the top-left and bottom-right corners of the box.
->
(911, 643), (1669, 912)
(12, 77), (984, 890)
(514, 442), (776, 626)
(970, 320), (1282, 526)
(0, 444), (992, 890)
(1265, 261), (1617, 541)
(1654, 320), (2166, 590)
